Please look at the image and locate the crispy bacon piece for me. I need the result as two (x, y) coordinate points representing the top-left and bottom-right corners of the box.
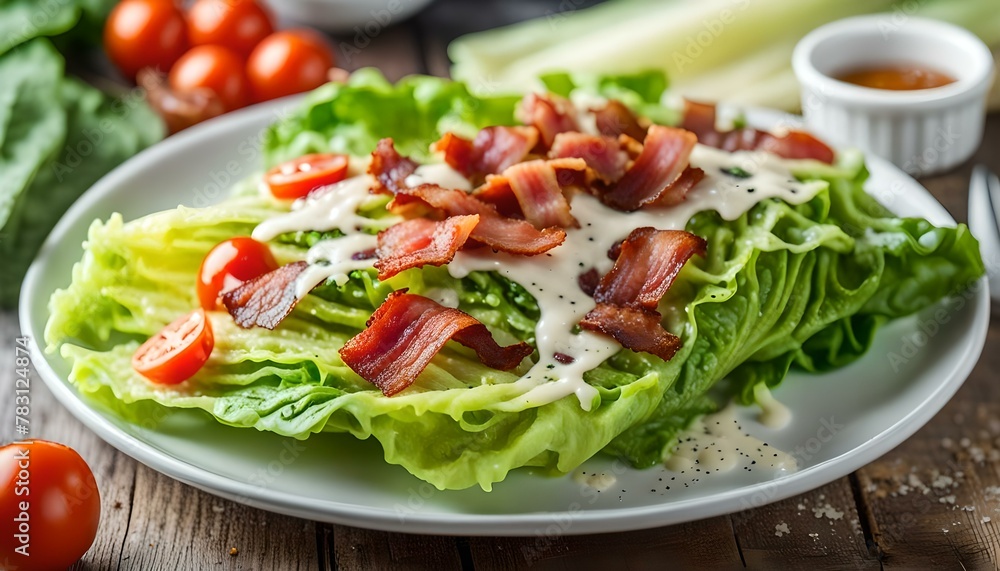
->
(339, 290), (533, 396)
(222, 261), (309, 330)
(397, 184), (566, 255)
(435, 127), (539, 179)
(681, 99), (835, 164)
(474, 176), (523, 218)
(374, 215), (479, 280)
(502, 159), (581, 229)
(581, 304), (684, 361)
(474, 158), (587, 227)
(550, 132), (628, 184)
(579, 228), (706, 361)
(601, 125), (698, 211)
(516, 92), (579, 148)
(656, 166), (705, 207)
(593, 100), (647, 141)
(369, 138), (418, 194)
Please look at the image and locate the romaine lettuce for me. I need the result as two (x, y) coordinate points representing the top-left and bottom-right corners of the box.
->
(46, 72), (983, 490)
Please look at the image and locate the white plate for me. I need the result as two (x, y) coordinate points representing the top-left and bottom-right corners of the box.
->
(21, 100), (989, 535)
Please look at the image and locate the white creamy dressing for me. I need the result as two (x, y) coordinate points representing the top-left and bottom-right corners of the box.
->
(405, 163), (473, 191)
(294, 233), (378, 298)
(252, 175), (389, 242)
(570, 91), (608, 136)
(250, 143), (824, 411)
(754, 384), (792, 430)
(665, 405), (798, 474)
(448, 147), (823, 410)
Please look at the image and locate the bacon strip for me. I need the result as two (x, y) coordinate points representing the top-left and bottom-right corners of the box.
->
(681, 99), (835, 164)
(593, 100), (647, 141)
(222, 261), (309, 330)
(435, 127), (539, 179)
(369, 138), (418, 194)
(516, 92), (579, 149)
(601, 125), (698, 211)
(550, 132), (628, 184)
(502, 159), (581, 229)
(579, 228), (706, 361)
(339, 290), (533, 396)
(581, 304), (684, 361)
(397, 184), (566, 255)
(374, 215), (479, 280)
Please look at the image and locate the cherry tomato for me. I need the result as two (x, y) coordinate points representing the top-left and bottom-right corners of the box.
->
(265, 153), (349, 199)
(197, 237), (278, 310)
(186, 0), (274, 57)
(104, 0), (189, 80)
(1, 440), (101, 570)
(132, 309), (214, 384)
(246, 30), (335, 102)
(169, 45), (250, 112)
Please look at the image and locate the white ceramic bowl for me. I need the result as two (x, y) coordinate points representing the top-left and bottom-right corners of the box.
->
(793, 16), (994, 176)
(268, 0), (435, 33)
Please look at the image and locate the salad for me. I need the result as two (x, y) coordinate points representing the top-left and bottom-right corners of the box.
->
(44, 71), (983, 491)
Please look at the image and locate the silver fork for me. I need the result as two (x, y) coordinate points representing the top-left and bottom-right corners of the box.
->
(967, 164), (1000, 302)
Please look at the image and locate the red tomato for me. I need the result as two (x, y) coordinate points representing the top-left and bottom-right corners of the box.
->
(132, 309), (214, 384)
(168, 45), (250, 112)
(264, 153), (350, 199)
(186, 0), (274, 57)
(104, 0), (189, 80)
(197, 237), (278, 310)
(0, 440), (101, 569)
(246, 30), (335, 102)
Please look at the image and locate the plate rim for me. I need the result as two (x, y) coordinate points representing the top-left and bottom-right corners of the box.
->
(20, 100), (990, 535)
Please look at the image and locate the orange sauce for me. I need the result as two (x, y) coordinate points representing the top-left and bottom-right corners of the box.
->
(835, 64), (956, 91)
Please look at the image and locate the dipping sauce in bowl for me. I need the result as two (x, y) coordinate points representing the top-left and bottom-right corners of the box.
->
(835, 64), (956, 91)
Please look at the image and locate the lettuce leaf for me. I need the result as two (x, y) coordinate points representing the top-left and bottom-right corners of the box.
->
(46, 71), (984, 490)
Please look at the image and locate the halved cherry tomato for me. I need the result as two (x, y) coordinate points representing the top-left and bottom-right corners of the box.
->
(197, 237), (278, 310)
(246, 29), (335, 102)
(187, 0), (274, 57)
(132, 309), (214, 384)
(0, 441), (101, 569)
(168, 45), (250, 112)
(104, 0), (189, 80)
(265, 153), (349, 199)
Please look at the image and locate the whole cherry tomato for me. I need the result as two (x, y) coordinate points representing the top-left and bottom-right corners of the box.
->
(0, 440), (101, 570)
(197, 237), (278, 310)
(186, 0), (274, 57)
(246, 29), (335, 102)
(169, 45), (251, 112)
(104, 0), (188, 80)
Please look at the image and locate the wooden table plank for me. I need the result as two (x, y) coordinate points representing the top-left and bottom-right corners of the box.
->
(323, 526), (465, 570)
(845, 114), (1000, 570)
(467, 516), (744, 570)
(117, 466), (318, 570)
(730, 479), (878, 569)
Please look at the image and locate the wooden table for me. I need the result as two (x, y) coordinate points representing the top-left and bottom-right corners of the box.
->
(5, 1), (1000, 568)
